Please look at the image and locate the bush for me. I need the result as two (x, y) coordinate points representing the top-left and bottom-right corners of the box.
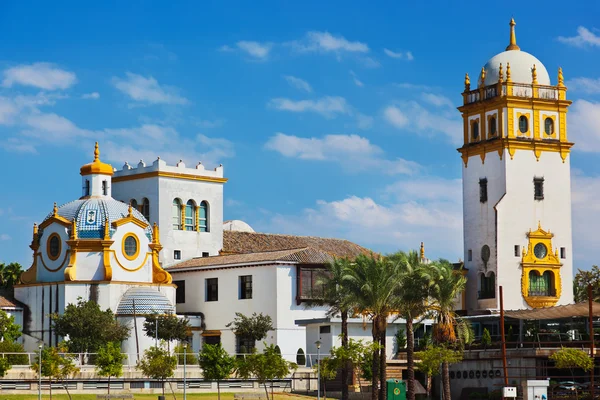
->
(394, 329), (406, 352)
(0, 341), (28, 365)
(174, 343), (198, 365)
(481, 328), (492, 347)
(296, 348), (306, 366)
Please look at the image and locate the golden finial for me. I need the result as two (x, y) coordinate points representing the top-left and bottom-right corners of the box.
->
(52, 202), (58, 217)
(522, 247), (526, 257)
(532, 64), (538, 84)
(479, 67), (486, 87)
(103, 217), (110, 240)
(506, 63), (512, 82)
(464, 73), (470, 91)
(498, 63), (504, 83)
(94, 142), (100, 161)
(555, 248), (559, 257)
(420, 242), (425, 261)
(558, 67), (565, 87)
(71, 218), (77, 240)
(538, 220), (541, 230)
(506, 18), (520, 51)
(128, 203), (133, 217)
(153, 222), (160, 244)
(33, 223), (38, 236)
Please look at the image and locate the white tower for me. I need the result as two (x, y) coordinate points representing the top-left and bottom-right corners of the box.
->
(112, 158), (226, 267)
(459, 20), (574, 311)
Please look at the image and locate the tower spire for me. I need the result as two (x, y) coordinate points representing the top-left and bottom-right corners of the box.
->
(506, 18), (520, 51)
(94, 141), (100, 161)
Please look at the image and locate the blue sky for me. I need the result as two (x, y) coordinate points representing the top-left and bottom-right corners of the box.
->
(2, 1), (600, 271)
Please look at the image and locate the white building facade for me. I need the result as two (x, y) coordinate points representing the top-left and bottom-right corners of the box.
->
(459, 19), (574, 312)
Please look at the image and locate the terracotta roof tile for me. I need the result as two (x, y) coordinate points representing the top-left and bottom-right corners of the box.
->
(0, 294), (21, 308)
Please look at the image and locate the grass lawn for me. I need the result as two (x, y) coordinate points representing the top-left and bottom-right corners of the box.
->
(0, 394), (316, 400)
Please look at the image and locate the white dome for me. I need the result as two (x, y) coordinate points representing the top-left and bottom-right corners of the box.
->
(480, 50), (550, 86)
(223, 220), (255, 233)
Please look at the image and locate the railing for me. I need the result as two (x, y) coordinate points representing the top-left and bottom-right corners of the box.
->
(478, 290), (495, 300)
(464, 82), (561, 105)
(528, 288), (557, 297)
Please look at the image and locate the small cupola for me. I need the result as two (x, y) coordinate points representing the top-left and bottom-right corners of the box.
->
(80, 142), (114, 198)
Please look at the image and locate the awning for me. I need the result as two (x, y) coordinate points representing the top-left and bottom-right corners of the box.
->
(504, 302), (600, 320)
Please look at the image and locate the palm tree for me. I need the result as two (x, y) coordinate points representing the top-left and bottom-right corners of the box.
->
(0, 263), (22, 288)
(428, 260), (467, 400)
(342, 254), (403, 400)
(388, 251), (436, 400)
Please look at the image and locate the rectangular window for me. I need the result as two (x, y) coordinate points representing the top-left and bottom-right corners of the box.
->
(514, 245), (520, 257)
(236, 336), (255, 354)
(174, 280), (185, 304)
(206, 278), (218, 302)
(174, 250), (181, 260)
(239, 275), (253, 300)
(202, 252), (209, 257)
(479, 178), (488, 203)
(560, 247), (566, 259)
(468, 249), (472, 262)
(534, 177), (544, 200)
(319, 325), (331, 334)
(102, 180), (108, 196)
(296, 267), (329, 304)
(85, 180), (90, 196)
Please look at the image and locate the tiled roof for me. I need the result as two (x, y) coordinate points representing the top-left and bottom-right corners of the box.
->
(168, 247), (336, 271)
(222, 231), (370, 258)
(0, 294), (22, 309)
(116, 287), (174, 315)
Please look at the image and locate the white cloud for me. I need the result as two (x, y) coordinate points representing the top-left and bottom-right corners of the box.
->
(570, 173), (600, 267)
(567, 77), (600, 94)
(293, 31), (369, 53)
(268, 96), (350, 118)
(384, 105), (409, 128)
(394, 82), (439, 91)
(568, 99), (600, 152)
(82, 92), (100, 100)
(2, 63), (77, 90)
(384, 49), (414, 61)
(195, 118), (224, 128)
(112, 72), (188, 105)
(0, 234), (10, 241)
(265, 132), (420, 175)
(0, 96), (18, 125)
(350, 70), (364, 87)
(284, 76), (312, 93)
(220, 41), (272, 60)
(558, 26), (600, 48)
(356, 113), (373, 130)
(420, 93), (454, 108)
(383, 102), (462, 144)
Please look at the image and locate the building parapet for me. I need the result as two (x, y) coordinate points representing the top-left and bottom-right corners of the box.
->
(112, 158), (226, 183)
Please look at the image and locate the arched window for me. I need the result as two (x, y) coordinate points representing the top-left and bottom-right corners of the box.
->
(529, 270), (551, 296)
(544, 117), (554, 135)
(489, 117), (497, 136)
(130, 199), (138, 210)
(141, 198), (150, 221)
(472, 121), (479, 140)
(84, 180), (90, 196)
(172, 199), (182, 230)
(199, 201), (209, 232)
(519, 115), (528, 134)
(185, 200), (196, 231)
(479, 272), (495, 299)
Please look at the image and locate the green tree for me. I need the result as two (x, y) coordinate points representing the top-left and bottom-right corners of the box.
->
(0, 340), (28, 365)
(550, 348), (593, 398)
(388, 250), (434, 400)
(314, 357), (339, 400)
(416, 345), (463, 398)
(237, 343), (297, 400)
(330, 339), (381, 393)
(481, 328), (492, 347)
(0, 309), (22, 342)
(52, 298), (129, 355)
(95, 342), (125, 394)
(394, 329), (406, 353)
(573, 266), (600, 302)
(143, 313), (191, 351)
(343, 254), (404, 400)
(428, 261), (467, 400)
(198, 344), (236, 400)
(0, 262), (22, 288)
(137, 345), (177, 396)
(32, 344), (80, 400)
(226, 312), (273, 353)
(174, 343), (198, 365)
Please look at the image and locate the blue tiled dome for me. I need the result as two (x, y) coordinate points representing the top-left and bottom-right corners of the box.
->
(42, 198), (152, 240)
(116, 287), (175, 315)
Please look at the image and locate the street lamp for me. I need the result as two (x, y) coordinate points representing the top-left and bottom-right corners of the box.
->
(38, 343), (43, 400)
(315, 340), (321, 400)
(183, 345), (187, 400)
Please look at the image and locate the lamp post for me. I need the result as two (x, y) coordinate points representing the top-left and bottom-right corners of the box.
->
(315, 340), (321, 400)
(183, 345), (187, 400)
(155, 318), (158, 347)
(38, 343), (43, 400)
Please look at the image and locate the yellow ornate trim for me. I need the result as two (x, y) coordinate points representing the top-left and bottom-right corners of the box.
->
(122, 233), (140, 261)
(196, 206), (200, 232)
(39, 208), (71, 230)
(64, 248), (77, 281)
(486, 113), (498, 138)
(533, 109), (540, 141)
(112, 206), (149, 230)
(516, 112), (531, 137)
(80, 142), (114, 176)
(39, 249), (70, 272)
(112, 250), (150, 272)
(470, 118), (481, 142)
(46, 233), (62, 261)
(112, 171), (228, 184)
(149, 222), (171, 284)
(542, 114), (557, 139)
(16, 280), (177, 288)
(66, 239), (113, 252)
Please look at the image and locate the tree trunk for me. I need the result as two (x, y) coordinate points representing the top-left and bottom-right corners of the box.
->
(406, 318), (415, 400)
(63, 379), (73, 400)
(49, 378), (52, 400)
(379, 326), (387, 400)
(162, 379), (165, 396)
(108, 376), (111, 394)
(217, 380), (221, 400)
(371, 317), (380, 400)
(341, 310), (349, 400)
(263, 383), (270, 400)
(426, 374), (431, 399)
(442, 362), (451, 400)
(271, 380), (274, 400)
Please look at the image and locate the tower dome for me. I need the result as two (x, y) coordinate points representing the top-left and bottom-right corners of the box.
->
(116, 286), (175, 315)
(478, 19), (551, 86)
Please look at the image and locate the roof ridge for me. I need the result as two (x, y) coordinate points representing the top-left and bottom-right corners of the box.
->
(225, 230), (357, 242)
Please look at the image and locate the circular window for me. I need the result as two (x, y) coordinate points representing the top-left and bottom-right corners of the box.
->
(472, 121), (479, 139)
(489, 370), (494, 379)
(123, 234), (139, 260)
(450, 371), (455, 379)
(482, 370), (488, 378)
(481, 245), (491, 262)
(519, 115), (528, 134)
(463, 371), (468, 379)
(489, 117), (497, 136)
(534, 243), (548, 259)
(544, 117), (554, 135)
(476, 370), (481, 379)
(47, 233), (61, 261)
(469, 370), (475, 379)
